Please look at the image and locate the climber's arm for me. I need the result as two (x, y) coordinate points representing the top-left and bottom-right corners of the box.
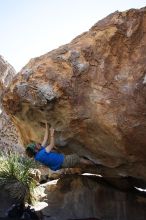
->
(45, 127), (55, 153)
(41, 122), (49, 147)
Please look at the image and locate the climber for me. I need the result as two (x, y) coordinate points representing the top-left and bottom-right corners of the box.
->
(26, 122), (94, 171)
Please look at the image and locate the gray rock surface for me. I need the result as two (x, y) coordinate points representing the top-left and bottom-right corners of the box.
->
(0, 56), (23, 153)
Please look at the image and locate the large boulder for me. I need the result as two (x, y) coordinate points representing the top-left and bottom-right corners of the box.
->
(2, 8), (146, 180)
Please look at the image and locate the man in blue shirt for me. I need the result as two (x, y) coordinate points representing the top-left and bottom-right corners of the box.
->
(26, 123), (94, 171)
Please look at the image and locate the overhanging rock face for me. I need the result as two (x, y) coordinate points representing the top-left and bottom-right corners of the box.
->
(2, 8), (146, 180)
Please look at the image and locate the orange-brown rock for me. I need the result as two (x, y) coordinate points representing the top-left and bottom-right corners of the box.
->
(2, 8), (146, 180)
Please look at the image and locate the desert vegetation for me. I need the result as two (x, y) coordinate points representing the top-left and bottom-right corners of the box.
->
(0, 152), (37, 204)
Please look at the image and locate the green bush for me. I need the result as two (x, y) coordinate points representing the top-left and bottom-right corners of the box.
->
(0, 151), (37, 204)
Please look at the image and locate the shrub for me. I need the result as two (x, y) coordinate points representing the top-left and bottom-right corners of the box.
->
(0, 151), (37, 204)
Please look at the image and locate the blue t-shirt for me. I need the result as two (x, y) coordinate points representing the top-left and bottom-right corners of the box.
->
(35, 147), (64, 171)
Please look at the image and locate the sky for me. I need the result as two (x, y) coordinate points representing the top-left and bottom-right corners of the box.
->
(0, 0), (146, 72)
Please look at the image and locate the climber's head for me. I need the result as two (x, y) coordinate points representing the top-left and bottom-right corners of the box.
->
(26, 143), (42, 157)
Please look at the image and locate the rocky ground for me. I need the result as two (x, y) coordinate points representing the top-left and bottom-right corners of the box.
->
(1, 173), (146, 220)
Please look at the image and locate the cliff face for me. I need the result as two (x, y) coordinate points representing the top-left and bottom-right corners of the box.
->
(0, 56), (23, 153)
(0, 56), (16, 106)
(2, 8), (146, 180)
(0, 56), (16, 86)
